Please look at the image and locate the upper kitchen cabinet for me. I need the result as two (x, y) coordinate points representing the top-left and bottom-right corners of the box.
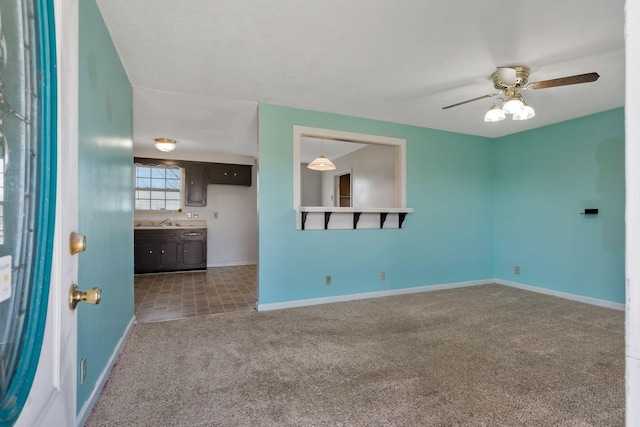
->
(209, 163), (252, 186)
(185, 163), (208, 206)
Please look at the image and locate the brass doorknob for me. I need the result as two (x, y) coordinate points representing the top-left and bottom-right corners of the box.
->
(68, 284), (101, 310)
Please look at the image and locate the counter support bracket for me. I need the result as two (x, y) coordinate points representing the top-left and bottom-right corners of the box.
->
(399, 212), (408, 228)
(353, 212), (362, 229)
(380, 212), (388, 229)
(324, 212), (332, 230)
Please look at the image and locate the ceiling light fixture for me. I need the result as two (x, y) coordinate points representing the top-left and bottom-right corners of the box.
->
(512, 103), (536, 121)
(501, 93), (525, 115)
(307, 139), (336, 171)
(483, 101), (506, 122)
(484, 93), (535, 122)
(155, 138), (177, 152)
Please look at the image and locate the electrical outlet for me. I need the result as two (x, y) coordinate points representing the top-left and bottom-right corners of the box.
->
(380, 272), (386, 280)
(187, 212), (192, 218)
(515, 265), (520, 275)
(194, 212), (199, 218)
(325, 275), (332, 286)
(80, 356), (87, 384)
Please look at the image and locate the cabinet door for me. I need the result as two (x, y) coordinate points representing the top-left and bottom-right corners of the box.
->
(159, 240), (180, 269)
(182, 240), (206, 267)
(134, 240), (157, 273)
(185, 163), (207, 206)
(209, 163), (231, 184)
(229, 165), (252, 186)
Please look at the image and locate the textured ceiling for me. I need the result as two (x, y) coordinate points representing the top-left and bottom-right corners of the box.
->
(96, 0), (625, 158)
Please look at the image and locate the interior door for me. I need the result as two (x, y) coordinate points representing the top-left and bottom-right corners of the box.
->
(14, 0), (79, 425)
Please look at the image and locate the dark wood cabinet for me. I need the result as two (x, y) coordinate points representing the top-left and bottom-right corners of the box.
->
(209, 163), (231, 184)
(134, 240), (156, 272)
(230, 164), (252, 186)
(159, 240), (180, 269)
(209, 163), (251, 186)
(185, 163), (208, 206)
(134, 228), (207, 274)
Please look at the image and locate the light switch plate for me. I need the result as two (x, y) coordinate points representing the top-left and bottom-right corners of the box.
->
(0, 255), (11, 303)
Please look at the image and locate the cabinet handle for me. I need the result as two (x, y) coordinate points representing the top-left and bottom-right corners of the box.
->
(233, 173), (237, 176)
(224, 172), (228, 175)
(190, 181), (194, 184)
(184, 249), (187, 253)
(161, 250), (165, 254)
(149, 251), (153, 254)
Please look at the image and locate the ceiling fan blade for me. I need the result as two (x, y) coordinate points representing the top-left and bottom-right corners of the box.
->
(497, 67), (518, 86)
(442, 93), (498, 110)
(525, 72), (600, 90)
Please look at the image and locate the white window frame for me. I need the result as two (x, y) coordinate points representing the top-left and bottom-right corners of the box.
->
(134, 163), (183, 212)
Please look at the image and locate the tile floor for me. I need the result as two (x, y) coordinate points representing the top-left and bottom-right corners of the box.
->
(134, 265), (257, 323)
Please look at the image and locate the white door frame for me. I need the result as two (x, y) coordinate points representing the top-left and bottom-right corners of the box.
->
(15, 0), (79, 425)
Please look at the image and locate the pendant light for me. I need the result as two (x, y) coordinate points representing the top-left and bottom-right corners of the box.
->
(307, 139), (336, 171)
(155, 138), (177, 152)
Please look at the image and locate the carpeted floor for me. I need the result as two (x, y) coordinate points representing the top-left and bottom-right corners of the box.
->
(86, 284), (624, 426)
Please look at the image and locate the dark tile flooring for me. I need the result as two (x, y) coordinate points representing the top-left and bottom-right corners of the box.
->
(134, 265), (257, 323)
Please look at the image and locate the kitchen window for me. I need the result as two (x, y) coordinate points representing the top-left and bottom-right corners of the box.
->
(134, 164), (182, 211)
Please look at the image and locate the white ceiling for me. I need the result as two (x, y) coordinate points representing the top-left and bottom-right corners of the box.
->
(96, 0), (625, 158)
(300, 137), (367, 164)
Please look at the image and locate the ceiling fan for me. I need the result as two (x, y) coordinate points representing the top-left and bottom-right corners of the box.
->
(442, 65), (600, 122)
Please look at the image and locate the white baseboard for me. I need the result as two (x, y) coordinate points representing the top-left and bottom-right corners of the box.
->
(207, 261), (257, 268)
(494, 279), (625, 311)
(76, 315), (135, 427)
(258, 278), (625, 312)
(257, 279), (494, 311)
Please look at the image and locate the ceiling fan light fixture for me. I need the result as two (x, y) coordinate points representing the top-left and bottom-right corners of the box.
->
(502, 94), (525, 115)
(155, 138), (177, 152)
(513, 104), (536, 121)
(484, 103), (506, 122)
(307, 154), (336, 171)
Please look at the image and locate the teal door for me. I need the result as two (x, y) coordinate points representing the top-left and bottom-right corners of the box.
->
(0, 0), (57, 424)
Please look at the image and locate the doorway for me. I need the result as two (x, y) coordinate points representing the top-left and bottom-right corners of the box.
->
(335, 171), (352, 207)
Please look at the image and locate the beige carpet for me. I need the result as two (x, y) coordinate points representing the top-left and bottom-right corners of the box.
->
(86, 284), (624, 426)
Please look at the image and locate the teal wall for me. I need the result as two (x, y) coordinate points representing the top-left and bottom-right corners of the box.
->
(258, 105), (624, 306)
(77, 0), (134, 412)
(258, 105), (495, 304)
(494, 108), (625, 303)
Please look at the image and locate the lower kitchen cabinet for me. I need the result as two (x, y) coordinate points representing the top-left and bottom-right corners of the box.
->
(134, 228), (207, 274)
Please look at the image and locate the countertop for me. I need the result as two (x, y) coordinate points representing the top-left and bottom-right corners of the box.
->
(134, 220), (207, 230)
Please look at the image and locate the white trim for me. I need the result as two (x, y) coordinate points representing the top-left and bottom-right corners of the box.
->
(292, 125), (407, 214)
(495, 279), (625, 311)
(257, 279), (493, 311)
(257, 278), (625, 312)
(75, 316), (135, 427)
(207, 261), (257, 267)
(298, 206), (414, 213)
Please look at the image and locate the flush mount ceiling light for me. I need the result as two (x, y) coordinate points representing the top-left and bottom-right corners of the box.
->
(307, 139), (336, 171)
(155, 138), (177, 152)
(443, 65), (599, 123)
